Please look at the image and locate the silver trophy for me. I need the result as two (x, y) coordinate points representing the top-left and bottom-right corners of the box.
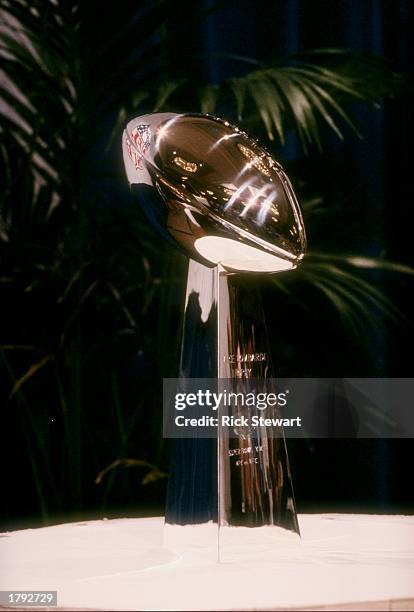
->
(122, 113), (306, 553)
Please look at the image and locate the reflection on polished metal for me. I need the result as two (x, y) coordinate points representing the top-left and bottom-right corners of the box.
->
(218, 273), (300, 537)
(122, 113), (306, 551)
(122, 112), (305, 273)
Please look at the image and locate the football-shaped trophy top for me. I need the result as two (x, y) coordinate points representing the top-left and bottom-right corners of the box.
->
(123, 112), (306, 272)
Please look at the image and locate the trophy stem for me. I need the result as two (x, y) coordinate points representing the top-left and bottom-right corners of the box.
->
(216, 269), (300, 543)
(165, 259), (300, 554)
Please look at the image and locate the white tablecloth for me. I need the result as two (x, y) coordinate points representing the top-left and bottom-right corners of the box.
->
(1, 514), (413, 610)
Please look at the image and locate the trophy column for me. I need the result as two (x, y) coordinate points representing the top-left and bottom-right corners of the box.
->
(165, 259), (300, 553)
(217, 269), (300, 558)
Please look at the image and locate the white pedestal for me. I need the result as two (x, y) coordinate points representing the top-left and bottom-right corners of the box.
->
(1, 514), (413, 610)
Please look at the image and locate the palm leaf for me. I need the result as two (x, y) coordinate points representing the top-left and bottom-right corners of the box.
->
(153, 79), (185, 112)
(274, 253), (413, 338)
(8, 354), (52, 400)
(199, 84), (220, 114)
(216, 57), (388, 146)
(95, 458), (167, 486)
(162, 51), (399, 148)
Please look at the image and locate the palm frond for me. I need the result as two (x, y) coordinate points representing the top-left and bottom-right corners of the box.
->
(274, 253), (413, 338)
(199, 84), (220, 114)
(203, 55), (397, 146)
(0, 0), (171, 196)
(319, 253), (414, 276)
(149, 51), (400, 149)
(95, 458), (167, 486)
(8, 354), (52, 401)
(153, 79), (185, 112)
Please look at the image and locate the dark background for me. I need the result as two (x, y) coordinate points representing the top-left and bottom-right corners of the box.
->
(1, 0), (413, 529)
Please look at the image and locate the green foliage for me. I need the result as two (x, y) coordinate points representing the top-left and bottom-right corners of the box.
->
(0, 0), (411, 523)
